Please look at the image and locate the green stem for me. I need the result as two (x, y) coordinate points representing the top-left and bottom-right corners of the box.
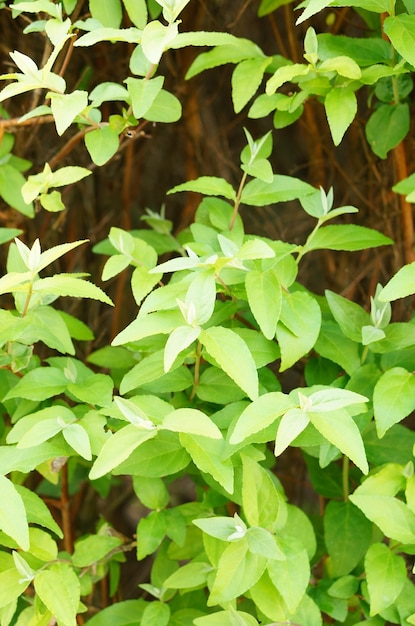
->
(21, 282), (34, 318)
(230, 171), (248, 230)
(295, 218), (323, 264)
(190, 341), (202, 400)
(342, 455), (349, 501)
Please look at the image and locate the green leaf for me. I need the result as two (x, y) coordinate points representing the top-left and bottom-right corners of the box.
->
(89, 424), (157, 480)
(49, 91), (88, 136)
(379, 261), (415, 301)
(365, 543), (407, 616)
(193, 610), (258, 626)
(229, 391), (294, 444)
(90, 0), (122, 27)
(0, 567), (30, 610)
(306, 224), (393, 252)
(80, 600), (146, 626)
(15, 484), (62, 537)
(168, 176), (236, 200)
(275, 408), (310, 456)
(72, 534), (122, 567)
(185, 39), (261, 79)
(309, 408), (368, 474)
(366, 103), (410, 159)
(245, 268), (282, 339)
(126, 75), (164, 119)
(164, 562), (212, 589)
(267, 536), (309, 613)
(162, 408), (222, 439)
(123, 0), (147, 28)
(232, 57), (271, 113)
(144, 89), (182, 122)
(209, 539), (267, 605)
(324, 500), (373, 577)
(62, 423), (92, 460)
(200, 326), (258, 400)
(74, 27), (142, 47)
(164, 325), (201, 372)
(113, 310), (184, 345)
(4, 367), (68, 401)
(34, 565), (80, 626)
(326, 290), (370, 342)
(141, 602), (170, 626)
(276, 290), (321, 371)
(384, 14), (415, 68)
(315, 320), (361, 375)
(241, 174), (315, 206)
(0, 475), (29, 550)
(0, 165), (34, 216)
(350, 493), (415, 543)
(85, 126), (119, 166)
(33, 275), (114, 305)
(373, 367), (415, 438)
(141, 20), (178, 64)
(241, 454), (285, 531)
(136, 510), (167, 559)
(180, 433), (234, 493)
(317, 34), (391, 67)
(132, 476), (169, 510)
(324, 85), (357, 145)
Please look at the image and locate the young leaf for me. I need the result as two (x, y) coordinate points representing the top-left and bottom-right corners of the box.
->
(180, 433), (234, 493)
(161, 408), (222, 439)
(33, 275), (114, 305)
(241, 454), (285, 531)
(125, 76), (164, 119)
(85, 126), (119, 166)
(49, 91), (88, 136)
(306, 224), (393, 252)
(384, 14), (415, 68)
(324, 85), (357, 145)
(379, 262), (415, 301)
(34, 566), (79, 626)
(141, 20), (178, 64)
(267, 536), (310, 613)
(90, 0), (122, 27)
(229, 391), (294, 444)
(164, 325), (200, 372)
(241, 174), (315, 206)
(350, 493), (415, 544)
(231, 57), (271, 113)
(200, 326), (258, 400)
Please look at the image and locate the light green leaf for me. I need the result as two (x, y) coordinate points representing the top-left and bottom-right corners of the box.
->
(379, 261), (415, 301)
(268, 536), (309, 613)
(72, 534), (122, 568)
(275, 408), (310, 456)
(40, 190), (65, 212)
(325, 290), (369, 342)
(193, 610), (258, 626)
(245, 268), (281, 339)
(125, 75), (164, 118)
(266, 63), (310, 94)
(0, 568), (30, 610)
(200, 326), (258, 400)
(350, 493), (415, 543)
(324, 500), (373, 577)
(36, 239), (89, 273)
(34, 566), (79, 626)
(122, 0), (147, 28)
(164, 562), (212, 589)
(49, 91), (88, 136)
(132, 475), (169, 510)
(141, 601), (170, 626)
(180, 433), (234, 493)
(74, 27), (142, 47)
(168, 176), (236, 200)
(85, 126), (119, 165)
(144, 89), (182, 122)
(309, 408), (368, 474)
(384, 15), (415, 68)
(171, 31), (242, 49)
(185, 39), (261, 79)
(0, 165), (34, 217)
(164, 325), (201, 372)
(15, 484), (62, 537)
(276, 290), (321, 371)
(89, 424), (157, 480)
(229, 391), (294, 444)
(366, 103), (410, 159)
(131, 266), (162, 305)
(90, 0), (122, 27)
(373, 367), (415, 438)
(161, 408), (222, 439)
(113, 310), (183, 345)
(209, 539), (267, 605)
(314, 320), (362, 374)
(62, 423), (92, 460)
(306, 224), (393, 252)
(89, 82), (129, 107)
(141, 20), (178, 64)
(296, 0), (333, 24)
(241, 174), (315, 206)
(365, 543), (407, 616)
(0, 475), (29, 550)
(4, 367), (68, 401)
(325, 85), (357, 145)
(33, 275), (114, 305)
(241, 454), (285, 531)
(320, 56), (361, 79)
(232, 57), (271, 113)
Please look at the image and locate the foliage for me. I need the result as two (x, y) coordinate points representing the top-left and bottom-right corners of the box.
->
(0, 0), (415, 625)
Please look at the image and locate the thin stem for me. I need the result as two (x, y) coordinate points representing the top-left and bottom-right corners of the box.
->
(190, 341), (202, 400)
(21, 282), (34, 318)
(295, 219), (323, 264)
(342, 455), (349, 501)
(229, 171), (248, 230)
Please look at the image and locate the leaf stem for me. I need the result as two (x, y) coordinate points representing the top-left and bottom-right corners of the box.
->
(190, 340), (202, 400)
(342, 454), (349, 501)
(229, 171), (248, 230)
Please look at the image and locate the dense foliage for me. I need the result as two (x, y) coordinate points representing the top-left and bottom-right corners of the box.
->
(1, 1), (415, 625)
